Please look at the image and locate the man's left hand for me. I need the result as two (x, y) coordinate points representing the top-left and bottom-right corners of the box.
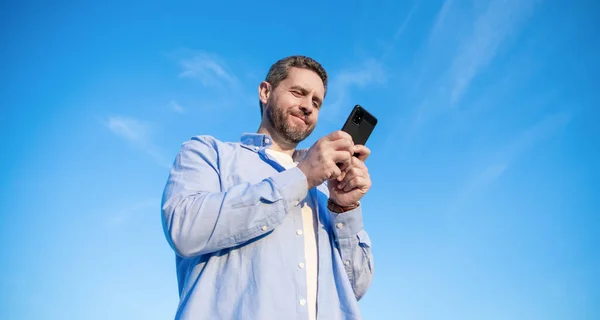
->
(327, 145), (372, 207)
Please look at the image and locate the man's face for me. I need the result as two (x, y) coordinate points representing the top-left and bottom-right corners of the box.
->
(264, 67), (325, 144)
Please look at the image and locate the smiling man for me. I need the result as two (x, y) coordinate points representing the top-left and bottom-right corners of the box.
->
(161, 55), (374, 320)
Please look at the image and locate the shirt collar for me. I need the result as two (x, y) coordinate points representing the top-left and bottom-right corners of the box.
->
(240, 133), (272, 149)
(239, 133), (309, 162)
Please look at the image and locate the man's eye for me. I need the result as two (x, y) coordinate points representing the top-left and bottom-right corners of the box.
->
(292, 90), (302, 96)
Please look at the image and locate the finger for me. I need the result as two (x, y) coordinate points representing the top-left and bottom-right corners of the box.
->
(334, 161), (350, 182)
(326, 130), (353, 142)
(330, 163), (342, 181)
(336, 169), (347, 182)
(343, 176), (370, 192)
(352, 145), (371, 161)
(338, 158), (356, 181)
(331, 150), (352, 165)
(336, 161), (352, 181)
(328, 138), (354, 152)
(338, 157), (367, 185)
(350, 156), (368, 171)
(338, 167), (361, 189)
(339, 158), (367, 186)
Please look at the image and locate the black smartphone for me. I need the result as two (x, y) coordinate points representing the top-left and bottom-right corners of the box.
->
(341, 105), (377, 146)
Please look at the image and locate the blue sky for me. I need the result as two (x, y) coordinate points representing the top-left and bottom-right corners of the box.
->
(1, 0), (599, 319)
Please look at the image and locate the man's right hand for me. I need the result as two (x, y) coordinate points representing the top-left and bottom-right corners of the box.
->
(297, 131), (354, 189)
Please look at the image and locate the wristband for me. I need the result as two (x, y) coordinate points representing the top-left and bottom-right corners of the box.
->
(328, 199), (360, 213)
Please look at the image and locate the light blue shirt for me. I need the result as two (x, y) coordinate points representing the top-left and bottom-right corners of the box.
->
(161, 133), (374, 319)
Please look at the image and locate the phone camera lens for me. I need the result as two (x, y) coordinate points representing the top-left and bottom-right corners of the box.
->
(352, 113), (363, 125)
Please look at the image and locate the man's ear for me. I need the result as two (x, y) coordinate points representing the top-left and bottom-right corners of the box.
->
(258, 81), (271, 106)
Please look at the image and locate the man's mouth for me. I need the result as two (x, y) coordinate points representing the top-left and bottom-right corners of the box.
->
(291, 114), (307, 125)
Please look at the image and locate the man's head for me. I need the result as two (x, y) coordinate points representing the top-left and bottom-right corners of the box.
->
(258, 55), (328, 145)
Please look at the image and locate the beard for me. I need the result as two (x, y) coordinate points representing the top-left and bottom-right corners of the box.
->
(266, 102), (315, 144)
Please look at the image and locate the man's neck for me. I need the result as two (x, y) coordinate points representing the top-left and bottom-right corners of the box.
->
(257, 125), (296, 157)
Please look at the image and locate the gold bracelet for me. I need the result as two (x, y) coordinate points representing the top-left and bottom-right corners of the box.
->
(327, 199), (360, 213)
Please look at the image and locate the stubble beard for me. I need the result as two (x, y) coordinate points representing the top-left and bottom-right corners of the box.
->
(266, 103), (315, 144)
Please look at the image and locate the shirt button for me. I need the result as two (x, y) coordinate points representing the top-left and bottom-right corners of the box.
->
(261, 225), (268, 231)
(299, 299), (306, 306)
(336, 222), (344, 229)
(344, 260), (351, 266)
(298, 262), (305, 269)
(296, 229), (303, 235)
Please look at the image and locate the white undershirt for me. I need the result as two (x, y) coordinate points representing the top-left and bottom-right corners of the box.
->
(266, 148), (318, 320)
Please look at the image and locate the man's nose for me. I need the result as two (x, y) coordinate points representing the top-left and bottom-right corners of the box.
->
(299, 97), (314, 115)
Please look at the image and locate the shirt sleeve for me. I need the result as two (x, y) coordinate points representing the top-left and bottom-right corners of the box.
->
(161, 136), (308, 258)
(330, 205), (374, 300)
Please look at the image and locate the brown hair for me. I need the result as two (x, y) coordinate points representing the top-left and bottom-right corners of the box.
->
(260, 55), (328, 115)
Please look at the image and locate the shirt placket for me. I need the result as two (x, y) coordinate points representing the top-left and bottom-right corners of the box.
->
(258, 146), (311, 318)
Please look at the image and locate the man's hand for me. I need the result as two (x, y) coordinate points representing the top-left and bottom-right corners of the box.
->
(297, 131), (354, 189)
(328, 145), (371, 207)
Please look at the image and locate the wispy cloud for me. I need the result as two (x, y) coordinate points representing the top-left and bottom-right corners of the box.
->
(107, 198), (158, 227)
(448, 112), (571, 214)
(380, 0), (421, 61)
(106, 116), (150, 143)
(105, 116), (171, 168)
(427, 0), (454, 46)
(389, 0), (539, 149)
(325, 58), (386, 119)
(447, 0), (537, 106)
(178, 51), (239, 88)
(491, 112), (571, 165)
(169, 48), (254, 110)
(169, 100), (185, 114)
(172, 48), (388, 122)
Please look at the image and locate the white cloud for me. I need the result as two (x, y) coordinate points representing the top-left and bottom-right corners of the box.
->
(448, 112), (570, 214)
(170, 48), (388, 122)
(169, 100), (185, 114)
(168, 48), (254, 111)
(106, 116), (150, 143)
(178, 51), (239, 88)
(325, 59), (386, 118)
(380, 0), (421, 61)
(388, 0), (539, 148)
(447, 0), (537, 105)
(105, 116), (171, 168)
(107, 198), (157, 227)
(493, 112), (571, 164)
(427, 0), (454, 45)
(463, 162), (509, 197)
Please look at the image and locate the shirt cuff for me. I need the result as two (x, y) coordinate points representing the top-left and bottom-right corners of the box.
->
(270, 166), (309, 208)
(330, 205), (364, 239)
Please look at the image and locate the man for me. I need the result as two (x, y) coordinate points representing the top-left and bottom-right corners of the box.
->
(161, 55), (374, 319)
